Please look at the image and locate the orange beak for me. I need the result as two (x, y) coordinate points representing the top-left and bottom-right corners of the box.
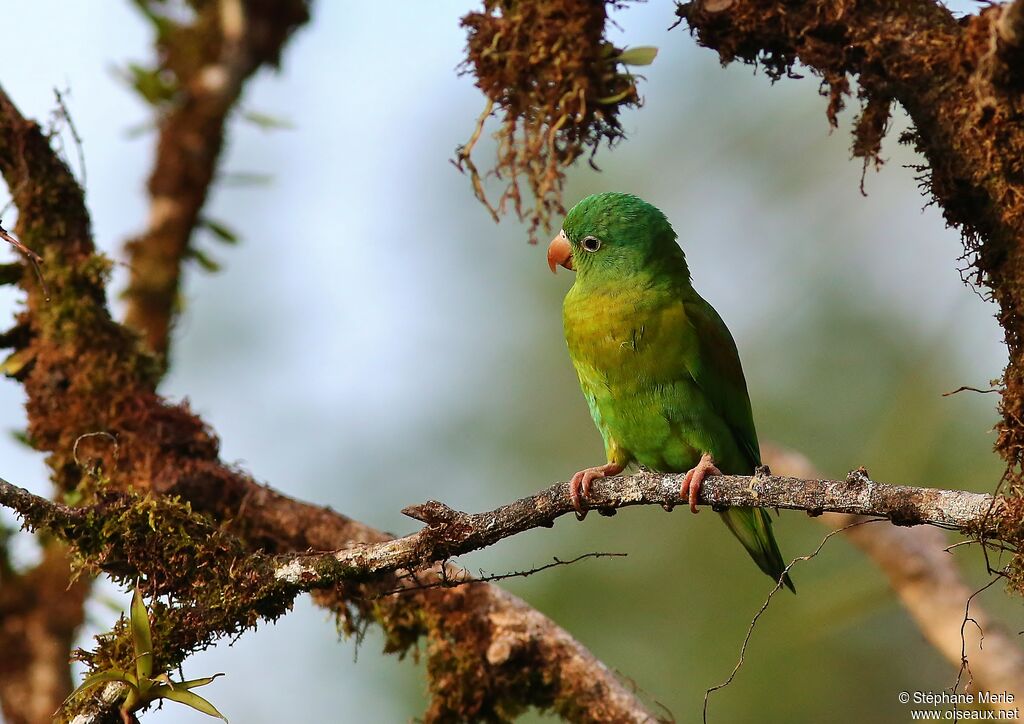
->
(546, 233), (573, 273)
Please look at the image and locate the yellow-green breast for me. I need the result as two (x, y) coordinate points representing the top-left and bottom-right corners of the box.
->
(563, 280), (751, 474)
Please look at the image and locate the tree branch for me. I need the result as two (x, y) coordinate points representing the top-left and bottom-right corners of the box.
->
(0, 82), (103, 724)
(4, 466), (1001, 596)
(122, 0), (310, 359)
(841, 516), (1024, 709)
(276, 468), (1003, 588)
(0, 460), (1011, 721)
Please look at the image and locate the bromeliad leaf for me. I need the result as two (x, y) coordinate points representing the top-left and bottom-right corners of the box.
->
(63, 586), (229, 720)
(130, 586), (154, 682)
(177, 673), (226, 691)
(153, 685), (229, 721)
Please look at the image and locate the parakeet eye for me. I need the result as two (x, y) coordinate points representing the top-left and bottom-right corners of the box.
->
(582, 236), (602, 252)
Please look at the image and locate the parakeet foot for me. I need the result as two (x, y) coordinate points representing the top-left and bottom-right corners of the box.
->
(569, 463), (624, 520)
(681, 452), (721, 514)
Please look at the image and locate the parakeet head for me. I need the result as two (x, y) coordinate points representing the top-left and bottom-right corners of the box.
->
(547, 192), (689, 283)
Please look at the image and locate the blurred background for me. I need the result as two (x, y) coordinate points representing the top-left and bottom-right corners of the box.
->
(0, 1), (1015, 722)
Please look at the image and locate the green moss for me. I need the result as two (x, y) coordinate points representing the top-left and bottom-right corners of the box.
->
(25, 489), (293, 699)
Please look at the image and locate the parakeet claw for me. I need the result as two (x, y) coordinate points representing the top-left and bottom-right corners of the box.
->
(681, 452), (721, 514)
(569, 463), (625, 520)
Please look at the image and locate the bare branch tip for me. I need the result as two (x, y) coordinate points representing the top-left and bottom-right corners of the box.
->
(401, 500), (461, 526)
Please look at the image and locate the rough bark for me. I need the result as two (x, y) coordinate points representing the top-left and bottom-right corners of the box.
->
(0, 79), (100, 724)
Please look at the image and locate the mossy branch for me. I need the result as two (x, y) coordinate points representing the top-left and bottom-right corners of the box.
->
(456, 0), (649, 242)
(0, 82), (109, 724)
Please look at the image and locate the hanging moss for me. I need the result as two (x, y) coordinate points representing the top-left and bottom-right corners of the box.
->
(457, 0), (647, 242)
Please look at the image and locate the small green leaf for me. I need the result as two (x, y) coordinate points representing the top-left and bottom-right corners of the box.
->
(130, 587), (154, 682)
(615, 46), (658, 66)
(153, 685), (229, 721)
(177, 673), (225, 690)
(199, 218), (240, 245)
(241, 110), (294, 131)
(10, 428), (31, 447)
(185, 247), (223, 273)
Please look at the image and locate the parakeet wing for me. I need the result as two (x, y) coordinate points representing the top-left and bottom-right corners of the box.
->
(680, 294), (795, 592)
(680, 295), (761, 472)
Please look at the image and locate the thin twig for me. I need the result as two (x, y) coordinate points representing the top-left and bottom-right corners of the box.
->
(954, 573), (1004, 695)
(379, 552), (628, 597)
(52, 88), (86, 189)
(943, 385), (1000, 397)
(764, 445), (1024, 712)
(0, 221), (48, 300)
(702, 519), (881, 723)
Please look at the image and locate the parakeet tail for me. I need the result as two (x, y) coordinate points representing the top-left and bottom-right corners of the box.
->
(719, 507), (796, 593)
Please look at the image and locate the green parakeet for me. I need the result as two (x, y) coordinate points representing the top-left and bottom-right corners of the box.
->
(547, 192), (794, 592)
